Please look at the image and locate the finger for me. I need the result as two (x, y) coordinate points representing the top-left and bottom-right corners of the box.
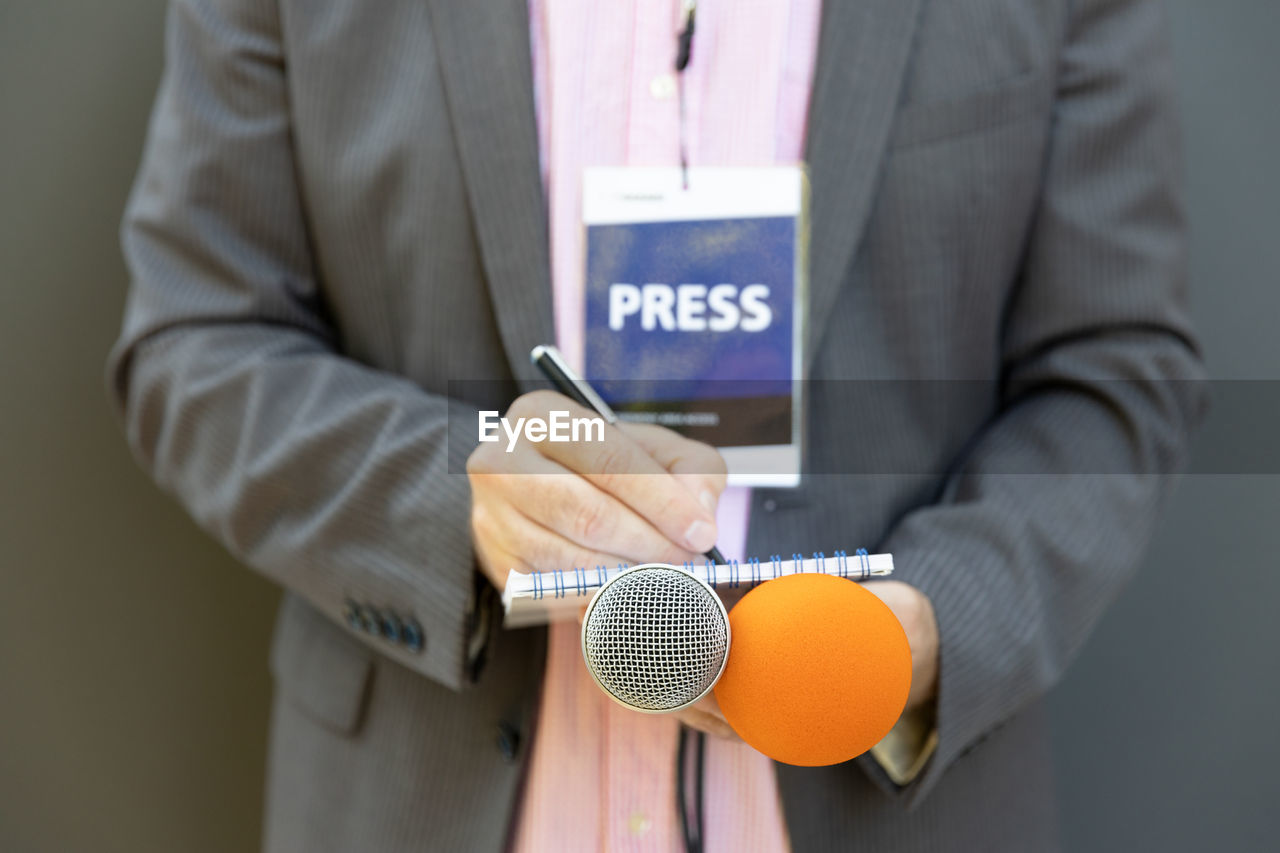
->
(502, 392), (719, 553)
(619, 422), (729, 514)
(472, 492), (635, 578)
(673, 707), (739, 741)
(481, 452), (702, 566)
(861, 581), (916, 628)
(534, 421), (719, 555)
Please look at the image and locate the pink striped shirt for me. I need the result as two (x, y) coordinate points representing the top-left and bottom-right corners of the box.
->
(515, 1), (821, 850)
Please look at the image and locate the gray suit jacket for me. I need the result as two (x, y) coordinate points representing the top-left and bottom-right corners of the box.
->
(109, 0), (1206, 849)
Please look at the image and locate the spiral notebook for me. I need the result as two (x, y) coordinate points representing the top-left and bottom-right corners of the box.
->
(501, 550), (894, 627)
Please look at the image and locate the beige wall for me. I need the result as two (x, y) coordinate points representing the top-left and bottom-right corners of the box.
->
(0, 3), (278, 850)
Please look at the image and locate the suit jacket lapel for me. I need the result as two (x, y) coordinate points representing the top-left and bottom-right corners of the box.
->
(424, 0), (924, 384)
(804, 0), (924, 374)
(424, 0), (554, 388)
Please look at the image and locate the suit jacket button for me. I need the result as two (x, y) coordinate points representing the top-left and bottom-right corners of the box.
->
(400, 618), (425, 653)
(343, 599), (361, 629)
(497, 723), (521, 762)
(763, 498), (778, 513)
(357, 605), (379, 633)
(379, 611), (402, 642)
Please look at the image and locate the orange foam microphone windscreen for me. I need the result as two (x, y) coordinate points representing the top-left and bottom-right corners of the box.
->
(713, 573), (912, 766)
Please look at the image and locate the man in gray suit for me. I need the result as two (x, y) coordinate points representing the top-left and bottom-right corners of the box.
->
(109, 0), (1205, 849)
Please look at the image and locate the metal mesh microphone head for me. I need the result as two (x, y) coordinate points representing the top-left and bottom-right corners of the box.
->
(581, 564), (731, 713)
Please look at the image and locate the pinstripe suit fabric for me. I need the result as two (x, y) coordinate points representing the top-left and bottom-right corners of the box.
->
(109, 0), (1205, 849)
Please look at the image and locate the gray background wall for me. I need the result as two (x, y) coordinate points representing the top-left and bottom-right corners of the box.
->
(0, 1), (1275, 851)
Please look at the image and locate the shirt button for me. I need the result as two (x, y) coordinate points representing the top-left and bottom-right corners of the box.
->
(650, 73), (677, 100)
(628, 812), (652, 837)
(763, 498), (778, 513)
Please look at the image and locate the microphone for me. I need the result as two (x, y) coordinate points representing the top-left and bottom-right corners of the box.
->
(580, 564), (730, 712)
(713, 572), (912, 766)
(580, 564), (912, 765)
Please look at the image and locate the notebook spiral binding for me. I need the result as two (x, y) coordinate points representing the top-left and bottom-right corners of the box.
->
(523, 548), (886, 601)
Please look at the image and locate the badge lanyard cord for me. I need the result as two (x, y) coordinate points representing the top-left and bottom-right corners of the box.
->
(676, 0), (696, 190)
(673, 8), (705, 848)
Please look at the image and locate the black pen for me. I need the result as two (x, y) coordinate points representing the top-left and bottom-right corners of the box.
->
(530, 344), (727, 567)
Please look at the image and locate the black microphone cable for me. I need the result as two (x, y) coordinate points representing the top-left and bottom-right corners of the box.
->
(676, 725), (706, 853)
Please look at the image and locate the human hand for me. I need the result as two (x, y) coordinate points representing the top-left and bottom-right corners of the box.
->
(466, 390), (728, 593)
(675, 582), (935, 741)
(863, 580), (939, 712)
(673, 689), (740, 741)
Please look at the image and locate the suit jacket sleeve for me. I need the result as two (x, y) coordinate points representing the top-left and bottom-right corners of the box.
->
(107, 0), (481, 690)
(875, 0), (1208, 804)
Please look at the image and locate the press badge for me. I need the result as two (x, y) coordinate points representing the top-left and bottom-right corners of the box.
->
(582, 166), (808, 487)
